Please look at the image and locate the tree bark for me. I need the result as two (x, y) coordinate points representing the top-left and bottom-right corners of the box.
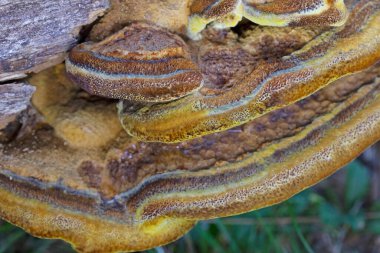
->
(0, 0), (109, 82)
(0, 82), (35, 142)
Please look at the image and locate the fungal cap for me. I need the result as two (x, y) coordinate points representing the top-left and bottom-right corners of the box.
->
(1, 66), (380, 252)
(188, 0), (348, 39)
(66, 23), (203, 102)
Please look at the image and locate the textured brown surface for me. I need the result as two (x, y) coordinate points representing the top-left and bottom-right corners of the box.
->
(120, 0), (380, 143)
(0, 0), (109, 81)
(190, 0), (239, 18)
(67, 23), (202, 102)
(187, 0), (347, 38)
(0, 65), (380, 252)
(193, 26), (324, 91)
(6, 62), (380, 197)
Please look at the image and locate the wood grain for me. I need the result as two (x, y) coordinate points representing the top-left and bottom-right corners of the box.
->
(0, 0), (109, 82)
(0, 82), (35, 142)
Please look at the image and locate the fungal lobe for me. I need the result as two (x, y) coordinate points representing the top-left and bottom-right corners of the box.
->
(66, 23), (203, 102)
(1, 61), (380, 252)
(188, 0), (348, 39)
(120, 0), (380, 143)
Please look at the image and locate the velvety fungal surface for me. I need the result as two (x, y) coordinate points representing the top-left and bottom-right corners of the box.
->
(188, 0), (348, 39)
(120, 0), (380, 143)
(1, 63), (380, 252)
(66, 23), (203, 102)
(0, 0), (380, 252)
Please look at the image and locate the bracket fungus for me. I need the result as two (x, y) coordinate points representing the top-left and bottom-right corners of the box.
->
(188, 0), (348, 39)
(66, 23), (203, 102)
(119, 0), (380, 143)
(0, 0), (380, 252)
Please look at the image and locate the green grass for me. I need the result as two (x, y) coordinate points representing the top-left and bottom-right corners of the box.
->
(1, 158), (380, 253)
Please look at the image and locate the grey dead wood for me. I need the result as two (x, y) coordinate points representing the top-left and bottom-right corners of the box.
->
(0, 82), (35, 142)
(0, 0), (109, 82)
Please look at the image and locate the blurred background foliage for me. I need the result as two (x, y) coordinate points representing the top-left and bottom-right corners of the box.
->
(0, 144), (379, 253)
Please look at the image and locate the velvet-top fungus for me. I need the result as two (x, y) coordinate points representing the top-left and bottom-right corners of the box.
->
(118, 0), (380, 143)
(188, 0), (348, 39)
(66, 23), (203, 102)
(0, 0), (380, 252)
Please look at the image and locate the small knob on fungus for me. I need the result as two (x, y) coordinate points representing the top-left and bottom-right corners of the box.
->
(66, 23), (203, 102)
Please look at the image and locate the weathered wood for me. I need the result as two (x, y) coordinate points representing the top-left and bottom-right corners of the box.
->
(0, 82), (35, 142)
(0, 0), (109, 82)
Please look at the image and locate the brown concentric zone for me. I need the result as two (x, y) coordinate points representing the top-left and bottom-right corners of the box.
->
(190, 0), (241, 19)
(66, 23), (203, 102)
(187, 0), (348, 38)
(1, 63), (380, 252)
(121, 0), (380, 143)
